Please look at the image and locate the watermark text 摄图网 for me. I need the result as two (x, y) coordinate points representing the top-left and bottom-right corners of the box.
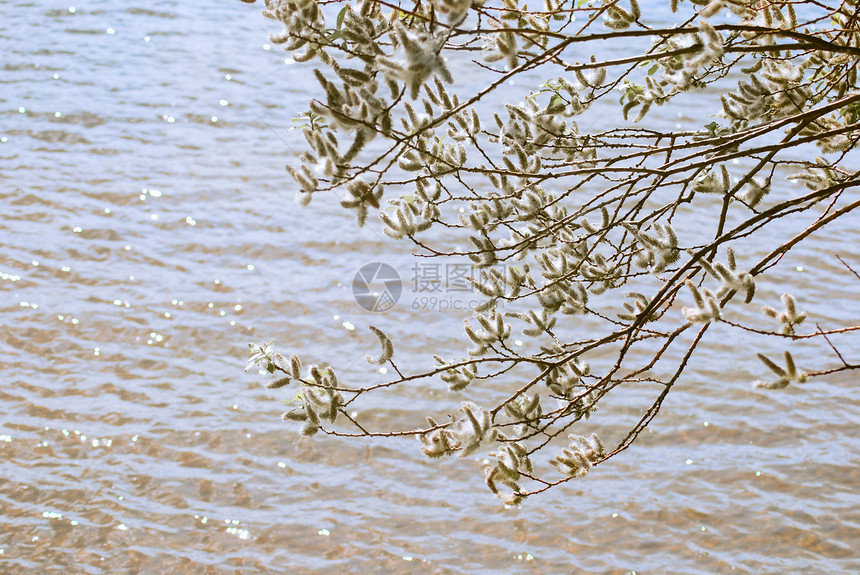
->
(353, 261), (507, 313)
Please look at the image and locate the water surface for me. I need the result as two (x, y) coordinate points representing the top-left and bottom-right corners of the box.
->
(1, 1), (859, 573)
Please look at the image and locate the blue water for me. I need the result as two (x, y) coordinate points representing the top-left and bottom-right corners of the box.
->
(1, 1), (859, 573)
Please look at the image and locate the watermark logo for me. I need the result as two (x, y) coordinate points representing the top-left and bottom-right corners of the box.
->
(352, 261), (506, 312)
(352, 262), (402, 312)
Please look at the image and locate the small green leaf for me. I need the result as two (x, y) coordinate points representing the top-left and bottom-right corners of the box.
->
(648, 64), (659, 75)
(336, 6), (348, 30)
(319, 29), (341, 46)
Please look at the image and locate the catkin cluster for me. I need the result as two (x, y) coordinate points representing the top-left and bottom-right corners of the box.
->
(244, 0), (860, 503)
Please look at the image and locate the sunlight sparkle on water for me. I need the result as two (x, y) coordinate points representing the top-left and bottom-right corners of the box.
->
(514, 553), (534, 561)
(226, 527), (250, 539)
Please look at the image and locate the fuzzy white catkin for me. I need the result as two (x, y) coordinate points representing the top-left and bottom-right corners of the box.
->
(366, 326), (394, 365)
